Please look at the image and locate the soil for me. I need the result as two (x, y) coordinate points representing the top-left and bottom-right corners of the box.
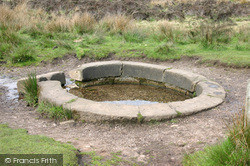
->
(0, 56), (249, 165)
(1, 0), (249, 20)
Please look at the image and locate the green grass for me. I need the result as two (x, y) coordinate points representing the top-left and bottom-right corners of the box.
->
(37, 101), (73, 121)
(23, 72), (38, 106)
(183, 137), (249, 166)
(182, 109), (249, 166)
(0, 124), (78, 166)
(82, 151), (138, 166)
(0, 18), (249, 67)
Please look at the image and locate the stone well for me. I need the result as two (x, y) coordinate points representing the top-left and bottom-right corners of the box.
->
(18, 61), (226, 122)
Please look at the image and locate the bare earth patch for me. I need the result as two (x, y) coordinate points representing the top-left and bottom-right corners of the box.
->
(0, 57), (249, 165)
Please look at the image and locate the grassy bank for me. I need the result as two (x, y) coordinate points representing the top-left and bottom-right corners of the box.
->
(0, 124), (78, 165)
(183, 109), (249, 166)
(0, 3), (249, 67)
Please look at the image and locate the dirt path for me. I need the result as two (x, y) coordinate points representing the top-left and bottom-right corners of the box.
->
(0, 57), (249, 165)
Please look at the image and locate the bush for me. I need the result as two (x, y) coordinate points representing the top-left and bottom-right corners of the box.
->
(37, 102), (73, 121)
(22, 72), (38, 106)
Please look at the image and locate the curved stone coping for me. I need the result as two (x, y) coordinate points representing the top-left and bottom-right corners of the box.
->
(17, 71), (66, 94)
(69, 61), (210, 92)
(37, 61), (226, 122)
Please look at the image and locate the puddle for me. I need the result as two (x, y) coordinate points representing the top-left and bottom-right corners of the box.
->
(0, 76), (18, 102)
(65, 78), (76, 91)
(102, 100), (158, 106)
(69, 84), (191, 105)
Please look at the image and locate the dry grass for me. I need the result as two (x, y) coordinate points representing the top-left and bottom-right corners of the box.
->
(45, 14), (71, 32)
(72, 12), (97, 33)
(100, 14), (133, 33)
(156, 20), (185, 41)
(150, 0), (249, 6)
(150, 0), (189, 6)
(228, 109), (249, 150)
(0, 5), (19, 30)
(0, 3), (46, 31)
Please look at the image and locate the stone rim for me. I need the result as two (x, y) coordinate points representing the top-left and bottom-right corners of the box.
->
(35, 61), (226, 122)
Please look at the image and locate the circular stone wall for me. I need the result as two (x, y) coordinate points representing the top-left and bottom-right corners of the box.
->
(37, 61), (226, 122)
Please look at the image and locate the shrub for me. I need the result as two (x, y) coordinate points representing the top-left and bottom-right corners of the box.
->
(22, 72), (38, 106)
(37, 102), (73, 121)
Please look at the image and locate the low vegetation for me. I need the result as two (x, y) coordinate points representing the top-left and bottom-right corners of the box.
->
(0, 2), (249, 67)
(183, 109), (249, 166)
(82, 151), (139, 166)
(0, 124), (78, 165)
(37, 101), (73, 121)
(22, 72), (38, 106)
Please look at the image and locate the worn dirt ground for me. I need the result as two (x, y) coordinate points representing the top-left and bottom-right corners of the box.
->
(0, 56), (249, 165)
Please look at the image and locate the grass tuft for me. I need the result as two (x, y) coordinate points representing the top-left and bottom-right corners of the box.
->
(11, 45), (36, 63)
(37, 101), (73, 121)
(100, 14), (133, 34)
(72, 12), (96, 34)
(23, 72), (38, 106)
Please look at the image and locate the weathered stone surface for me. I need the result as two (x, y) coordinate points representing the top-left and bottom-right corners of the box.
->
(69, 61), (122, 81)
(169, 94), (223, 115)
(64, 99), (139, 122)
(122, 61), (168, 82)
(163, 69), (207, 92)
(195, 81), (226, 99)
(17, 71), (66, 94)
(139, 103), (177, 120)
(38, 81), (78, 106)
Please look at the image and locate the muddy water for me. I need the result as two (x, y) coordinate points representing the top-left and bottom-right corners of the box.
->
(69, 84), (191, 105)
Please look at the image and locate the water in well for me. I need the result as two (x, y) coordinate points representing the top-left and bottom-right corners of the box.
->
(69, 84), (192, 106)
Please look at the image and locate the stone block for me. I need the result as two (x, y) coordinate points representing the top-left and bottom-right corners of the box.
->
(69, 61), (122, 81)
(17, 71), (65, 94)
(122, 61), (167, 82)
(38, 81), (78, 106)
(163, 69), (207, 92)
(169, 94), (223, 116)
(195, 81), (226, 99)
(139, 103), (177, 121)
